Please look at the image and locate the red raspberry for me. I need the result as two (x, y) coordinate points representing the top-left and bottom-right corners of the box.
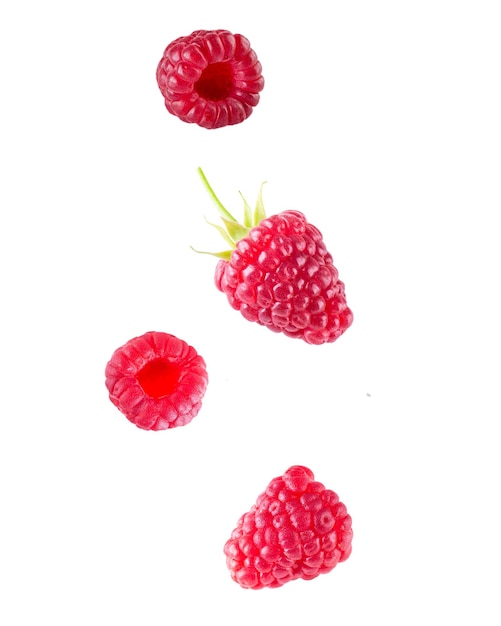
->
(105, 331), (208, 431)
(156, 29), (264, 129)
(224, 466), (353, 589)
(195, 168), (353, 345)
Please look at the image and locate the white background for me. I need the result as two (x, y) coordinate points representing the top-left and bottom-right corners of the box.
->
(1, 1), (500, 624)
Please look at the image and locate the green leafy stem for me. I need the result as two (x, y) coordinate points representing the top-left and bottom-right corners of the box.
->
(194, 167), (267, 260)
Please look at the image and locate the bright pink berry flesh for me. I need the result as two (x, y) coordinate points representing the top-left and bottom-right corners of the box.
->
(105, 331), (208, 431)
(156, 29), (264, 129)
(224, 466), (353, 589)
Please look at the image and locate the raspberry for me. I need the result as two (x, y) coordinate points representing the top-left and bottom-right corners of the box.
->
(195, 168), (353, 345)
(105, 331), (208, 430)
(156, 29), (264, 129)
(224, 466), (353, 589)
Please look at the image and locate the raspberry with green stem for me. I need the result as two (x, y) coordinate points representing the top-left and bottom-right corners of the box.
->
(195, 168), (354, 345)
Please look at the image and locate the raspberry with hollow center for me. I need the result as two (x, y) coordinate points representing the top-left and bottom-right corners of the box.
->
(224, 466), (353, 589)
(156, 29), (264, 129)
(105, 331), (208, 431)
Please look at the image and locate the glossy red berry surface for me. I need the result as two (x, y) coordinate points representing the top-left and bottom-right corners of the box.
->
(216, 210), (353, 345)
(224, 466), (353, 589)
(156, 29), (264, 129)
(105, 331), (208, 431)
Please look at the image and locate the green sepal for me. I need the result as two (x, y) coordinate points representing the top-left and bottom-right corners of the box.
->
(239, 192), (253, 228)
(189, 246), (232, 261)
(220, 216), (250, 242)
(195, 167), (268, 258)
(254, 182), (267, 225)
(204, 217), (236, 248)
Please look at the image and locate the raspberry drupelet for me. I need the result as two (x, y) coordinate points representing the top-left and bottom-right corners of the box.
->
(195, 168), (353, 345)
(224, 466), (353, 589)
(105, 331), (208, 430)
(156, 29), (264, 129)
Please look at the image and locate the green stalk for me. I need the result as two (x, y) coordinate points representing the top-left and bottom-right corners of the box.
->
(197, 167), (237, 223)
